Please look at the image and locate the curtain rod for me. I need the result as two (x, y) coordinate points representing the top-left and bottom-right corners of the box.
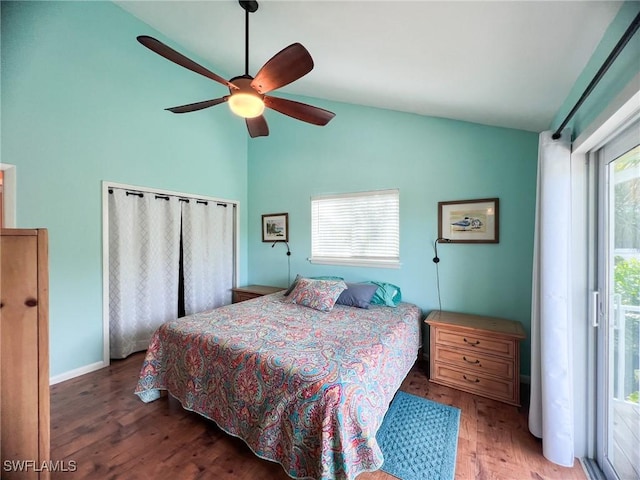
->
(552, 11), (640, 140)
(108, 187), (231, 207)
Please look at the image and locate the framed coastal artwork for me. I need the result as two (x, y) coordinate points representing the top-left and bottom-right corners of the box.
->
(262, 213), (289, 242)
(438, 198), (499, 243)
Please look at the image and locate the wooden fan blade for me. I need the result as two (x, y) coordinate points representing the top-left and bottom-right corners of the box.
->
(251, 43), (313, 94)
(246, 115), (269, 138)
(137, 36), (237, 90)
(165, 97), (229, 114)
(264, 96), (335, 126)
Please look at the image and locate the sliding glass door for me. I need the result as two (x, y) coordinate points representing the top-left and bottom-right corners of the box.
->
(597, 119), (639, 480)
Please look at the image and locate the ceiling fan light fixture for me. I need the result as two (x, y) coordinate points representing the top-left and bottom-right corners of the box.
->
(228, 92), (265, 118)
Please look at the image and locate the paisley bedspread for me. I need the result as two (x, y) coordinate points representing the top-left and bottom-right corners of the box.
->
(134, 292), (421, 480)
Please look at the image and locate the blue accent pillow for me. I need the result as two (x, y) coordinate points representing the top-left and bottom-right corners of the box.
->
(283, 274), (303, 296)
(336, 282), (378, 309)
(366, 281), (402, 307)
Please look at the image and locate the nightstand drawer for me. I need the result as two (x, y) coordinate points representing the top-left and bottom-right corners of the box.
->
(233, 291), (262, 303)
(431, 363), (517, 405)
(434, 329), (515, 358)
(433, 345), (514, 379)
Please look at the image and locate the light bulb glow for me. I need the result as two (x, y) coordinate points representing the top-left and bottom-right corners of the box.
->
(228, 93), (265, 118)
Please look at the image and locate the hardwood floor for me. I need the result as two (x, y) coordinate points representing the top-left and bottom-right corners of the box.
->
(50, 353), (586, 480)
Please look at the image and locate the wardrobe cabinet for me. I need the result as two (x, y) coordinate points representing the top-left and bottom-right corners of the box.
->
(1, 229), (50, 479)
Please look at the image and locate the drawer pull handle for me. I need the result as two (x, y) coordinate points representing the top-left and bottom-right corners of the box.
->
(463, 356), (480, 365)
(24, 298), (38, 307)
(463, 374), (480, 383)
(463, 338), (480, 346)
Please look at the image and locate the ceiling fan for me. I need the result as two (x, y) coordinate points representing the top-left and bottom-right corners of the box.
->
(137, 0), (335, 138)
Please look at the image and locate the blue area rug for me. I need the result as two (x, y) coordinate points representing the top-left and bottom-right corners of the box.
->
(377, 391), (461, 480)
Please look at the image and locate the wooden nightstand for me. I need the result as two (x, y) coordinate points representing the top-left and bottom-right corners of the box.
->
(425, 310), (526, 406)
(231, 285), (285, 303)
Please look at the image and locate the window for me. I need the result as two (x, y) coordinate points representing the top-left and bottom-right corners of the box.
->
(310, 189), (400, 268)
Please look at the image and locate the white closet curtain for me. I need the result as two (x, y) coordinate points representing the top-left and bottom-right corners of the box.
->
(181, 200), (234, 315)
(528, 130), (575, 466)
(109, 189), (181, 359)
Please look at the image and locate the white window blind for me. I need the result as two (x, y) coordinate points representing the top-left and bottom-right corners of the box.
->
(310, 189), (400, 268)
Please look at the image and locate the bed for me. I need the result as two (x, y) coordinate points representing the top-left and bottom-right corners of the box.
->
(135, 290), (421, 480)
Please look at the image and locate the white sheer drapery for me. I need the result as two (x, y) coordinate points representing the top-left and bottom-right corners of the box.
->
(529, 130), (575, 466)
(181, 200), (234, 315)
(108, 189), (181, 359)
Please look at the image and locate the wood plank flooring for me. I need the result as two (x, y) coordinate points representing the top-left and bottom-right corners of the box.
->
(49, 353), (587, 480)
(613, 399), (639, 480)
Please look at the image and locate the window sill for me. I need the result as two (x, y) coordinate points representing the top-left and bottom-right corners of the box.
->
(308, 257), (401, 269)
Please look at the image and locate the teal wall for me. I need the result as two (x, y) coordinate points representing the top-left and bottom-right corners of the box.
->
(247, 97), (539, 375)
(1, 1), (249, 377)
(8, 0), (630, 381)
(551, 1), (640, 136)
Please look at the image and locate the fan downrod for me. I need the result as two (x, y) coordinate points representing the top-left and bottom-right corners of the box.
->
(239, 1), (258, 13)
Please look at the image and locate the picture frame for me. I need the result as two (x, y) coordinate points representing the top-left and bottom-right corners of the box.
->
(262, 213), (289, 242)
(438, 198), (499, 243)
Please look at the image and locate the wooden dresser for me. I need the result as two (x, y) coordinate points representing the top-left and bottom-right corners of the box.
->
(426, 310), (526, 406)
(1, 229), (50, 479)
(231, 285), (285, 303)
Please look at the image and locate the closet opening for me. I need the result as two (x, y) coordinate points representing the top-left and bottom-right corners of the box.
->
(0, 170), (4, 228)
(0, 164), (16, 228)
(101, 181), (239, 365)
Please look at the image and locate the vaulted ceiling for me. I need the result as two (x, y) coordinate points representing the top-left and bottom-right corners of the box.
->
(116, 1), (622, 132)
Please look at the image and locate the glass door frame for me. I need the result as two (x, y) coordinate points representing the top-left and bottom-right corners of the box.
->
(595, 118), (639, 480)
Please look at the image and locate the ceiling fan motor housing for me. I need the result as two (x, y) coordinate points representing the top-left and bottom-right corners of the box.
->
(229, 75), (261, 96)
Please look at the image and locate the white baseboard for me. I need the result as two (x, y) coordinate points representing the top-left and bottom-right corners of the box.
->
(49, 360), (108, 385)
